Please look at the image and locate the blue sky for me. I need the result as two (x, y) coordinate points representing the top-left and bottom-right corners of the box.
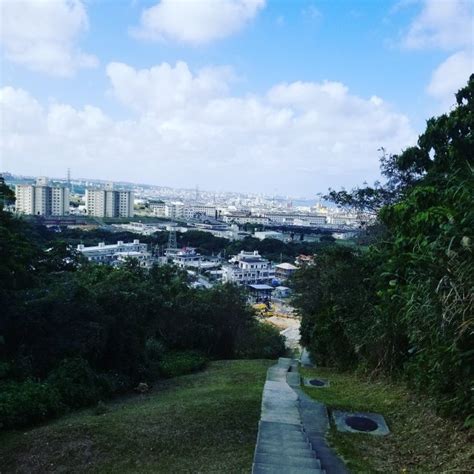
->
(1, 0), (472, 196)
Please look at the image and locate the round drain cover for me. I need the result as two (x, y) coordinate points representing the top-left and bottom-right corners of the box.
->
(309, 379), (326, 387)
(345, 416), (378, 432)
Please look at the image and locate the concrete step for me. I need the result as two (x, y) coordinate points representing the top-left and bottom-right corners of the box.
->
(257, 440), (312, 451)
(259, 421), (302, 432)
(259, 429), (307, 441)
(256, 445), (316, 458)
(253, 463), (323, 474)
(259, 433), (308, 444)
(287, 372), (301, 387)
(254, 453), (321, 469)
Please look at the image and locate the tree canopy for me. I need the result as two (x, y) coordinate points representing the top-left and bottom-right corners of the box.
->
(293, 75), (473, 419)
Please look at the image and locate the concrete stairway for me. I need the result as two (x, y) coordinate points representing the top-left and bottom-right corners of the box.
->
(252, 358), (324, 474)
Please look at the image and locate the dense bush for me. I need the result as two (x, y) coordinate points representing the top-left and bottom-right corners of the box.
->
(0, 380), (63, 429)
(293, 247), (378, 370)
(294, 76), (474, 419)
(236, 322), (286, 360)
(157, 351), (208, 378)
(47, 358), (108, 409)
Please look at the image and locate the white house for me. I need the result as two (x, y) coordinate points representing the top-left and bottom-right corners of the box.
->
(222, 250), (275, 285)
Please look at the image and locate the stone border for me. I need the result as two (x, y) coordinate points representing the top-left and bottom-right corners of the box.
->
(332, 410), (390, 436)
(303, 377), (330, 388)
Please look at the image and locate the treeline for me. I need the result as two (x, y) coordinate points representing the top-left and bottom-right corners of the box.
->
(0, 211), (285, 429)
(292, 76), (473, 420)
(37, 226), (337, 265)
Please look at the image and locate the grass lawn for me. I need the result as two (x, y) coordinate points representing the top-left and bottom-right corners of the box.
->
(301, 367), (473, 473)
(0, 360), (272, 473)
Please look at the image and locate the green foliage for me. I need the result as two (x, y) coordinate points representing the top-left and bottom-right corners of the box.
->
(294, 246), (379, 370)
(47, 358), (107, 409)
(235, 322), (286, 359)
(0, 380), (63, 428)
(1, 203), (288, 428)
(157, 351), (208, 378)
(0, 179), (15, 209)
(294, 75), (474, 418)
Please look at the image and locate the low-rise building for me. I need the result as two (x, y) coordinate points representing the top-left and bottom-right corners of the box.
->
(295, 254), (315, 266)
(183, 204), (216, 219)
(275, 262), (298, 280)
(248, 284), (274, 303)
(222, 214), (270, 225)
(77, 239), (151, 266)
(222, 250), (274, 285)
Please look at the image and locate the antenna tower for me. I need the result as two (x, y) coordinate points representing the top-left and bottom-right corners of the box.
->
(167, 228), (177, 252)
(67, 168), (73, 193)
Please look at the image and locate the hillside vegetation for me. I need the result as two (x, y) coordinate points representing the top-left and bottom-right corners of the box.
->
(0, 206), (284, 429)
(293, 76), (473, 420)
(0, 360), (271, 473)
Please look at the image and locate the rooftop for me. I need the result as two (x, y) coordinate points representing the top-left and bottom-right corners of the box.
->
(248, 284), (274, 291)
(275, 263), (298, 270)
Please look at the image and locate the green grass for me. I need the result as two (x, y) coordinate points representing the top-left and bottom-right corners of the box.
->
(0, 360), (273, 473)
(301, 367), (473, 473)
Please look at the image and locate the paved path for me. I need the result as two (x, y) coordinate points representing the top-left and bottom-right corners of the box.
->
(252, 358), (347, 474)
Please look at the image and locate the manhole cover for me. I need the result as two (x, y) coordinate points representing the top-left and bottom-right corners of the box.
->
(345, 416), (378, 432)
(309, 379), (326, 387)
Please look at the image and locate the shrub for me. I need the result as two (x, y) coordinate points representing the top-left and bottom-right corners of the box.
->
(0, 361), (11, 379)
(157, 351), (208, 378)
(236, 322), (286, 359)
(47, 358), (105, 408)
(97, 372), (132, 396)
(0, 379), (63, 429)
(144, 338), (167, 378)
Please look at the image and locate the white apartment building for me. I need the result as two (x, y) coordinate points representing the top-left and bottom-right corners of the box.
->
(15, 177), (69, 216)
(85, 186), (134, 218)
(327, 214), (359, 226)
(163, 202), (217, 220)
(222, 215), (270, 225)
(165, 202), (184, 219)
(15, 184), (34, 214)
(149, 201), (166, 217)
(77, 239), (150, 266)
(51, 186), (70, 216)
(265, 212), (327, 226)
(222, 250), (275, 286)
(85, 189), (106, 217)
(183, 204), (216, 219)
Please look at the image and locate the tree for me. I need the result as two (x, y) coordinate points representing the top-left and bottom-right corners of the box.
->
(294, 75), (474, 417)
(0, 176), (15, 209)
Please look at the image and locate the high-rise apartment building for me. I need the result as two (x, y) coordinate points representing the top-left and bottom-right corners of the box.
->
(15, 177), (69, 216)
(85, 184), (134, 218)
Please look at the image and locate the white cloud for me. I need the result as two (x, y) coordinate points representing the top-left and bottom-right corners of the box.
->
(427, 51), (473, 106)
(0, 0), (98, 76)
(132, 0), (266, 44)
(1, 62), (416, 195)
(402, 0), (473, 51)
(106, 61), (234, 113)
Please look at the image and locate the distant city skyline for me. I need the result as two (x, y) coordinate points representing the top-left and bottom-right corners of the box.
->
(1, 0), (473, 196)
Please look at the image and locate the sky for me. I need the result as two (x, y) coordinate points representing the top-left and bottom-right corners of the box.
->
(0, 0), (473, 197)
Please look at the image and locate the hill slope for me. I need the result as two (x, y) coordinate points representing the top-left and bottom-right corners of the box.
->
(0, 360), (272, 473)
